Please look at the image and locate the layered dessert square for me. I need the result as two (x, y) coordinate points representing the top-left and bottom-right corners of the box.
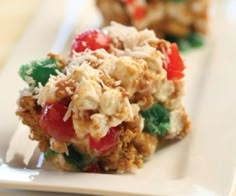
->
(16, 23), (190, 173)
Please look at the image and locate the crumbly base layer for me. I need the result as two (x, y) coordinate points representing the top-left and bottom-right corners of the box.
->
(17, 95), (190, 173)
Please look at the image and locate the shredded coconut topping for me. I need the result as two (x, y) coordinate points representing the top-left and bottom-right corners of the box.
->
(33, 22), (181, 141)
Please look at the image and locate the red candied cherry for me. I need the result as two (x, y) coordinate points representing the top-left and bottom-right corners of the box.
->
(83, 162), (102, 173)
(71, 29), (111, 53)
(39, 101), (75, 142)
(124, 0), (135, 4)
(134, 5), (146, 21)
(165, 43), (185, 80)
(89, 127), (120, 154)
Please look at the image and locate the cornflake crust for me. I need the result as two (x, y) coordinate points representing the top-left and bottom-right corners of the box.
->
(96, 0), (208, 38)
(16, 22), (190, 173)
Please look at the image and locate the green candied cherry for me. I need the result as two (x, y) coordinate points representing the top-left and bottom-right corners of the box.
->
(187, 32), (204, 48)
(44, 146), (102, 172)
(44, 148), (57, 161)
(177, 32), (204, 51)
(19, 54), (63, 87)
(165, 32), (204, 52)
(141, 104), (170, 136)
(63, 145), (98, 171)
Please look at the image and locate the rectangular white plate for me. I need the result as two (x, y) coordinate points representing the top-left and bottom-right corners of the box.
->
(0, 0), (235, 195)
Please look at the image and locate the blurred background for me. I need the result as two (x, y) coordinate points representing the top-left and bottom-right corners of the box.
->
(0, 0), (40, 68)
(0, 0), (97, 71)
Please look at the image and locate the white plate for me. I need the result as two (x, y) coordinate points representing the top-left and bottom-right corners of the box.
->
(0, 0), (236, 195)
